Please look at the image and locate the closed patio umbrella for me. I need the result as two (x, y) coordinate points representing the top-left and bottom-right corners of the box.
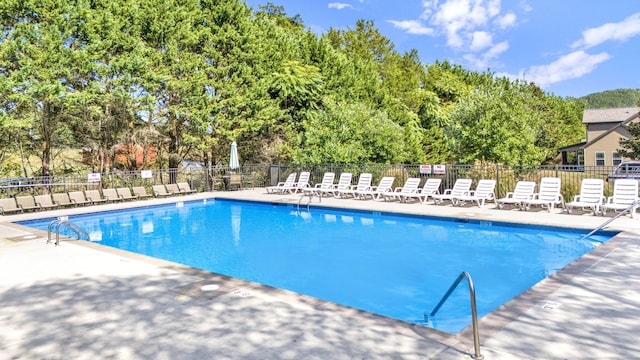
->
(229, 141), (240, 170)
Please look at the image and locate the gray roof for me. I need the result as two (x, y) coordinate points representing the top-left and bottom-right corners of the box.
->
(583, 107), (640, 124)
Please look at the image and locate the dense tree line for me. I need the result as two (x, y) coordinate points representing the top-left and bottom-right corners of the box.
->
(0, 0), (586, 178)
(580, 88), (640, 109)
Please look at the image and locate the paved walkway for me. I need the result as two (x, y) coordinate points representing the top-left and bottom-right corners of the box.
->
(1, 189), (639, 359)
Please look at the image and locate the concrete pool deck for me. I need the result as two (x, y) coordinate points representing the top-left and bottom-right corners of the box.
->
(1, 189), (639, 359)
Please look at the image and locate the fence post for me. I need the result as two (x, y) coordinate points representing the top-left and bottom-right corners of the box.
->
(495, 164), (500, 199)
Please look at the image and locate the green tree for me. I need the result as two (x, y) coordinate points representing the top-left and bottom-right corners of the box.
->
(618, 122), (640, 159)
(580, 88), (640, 109)
(294, 98), (404, 164)
(535, 93), (585, 163)
(0, 0), (90, 177)
(449, 80), (545, 165)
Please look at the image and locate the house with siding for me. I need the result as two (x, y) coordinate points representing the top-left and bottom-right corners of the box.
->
(559, 107), (640, 166)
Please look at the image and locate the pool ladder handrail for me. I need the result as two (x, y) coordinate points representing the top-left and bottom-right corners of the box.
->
(429, 271), (483, 360)
(48, 218), (89, 245)
(297, 191), (319, 210)
(580, 198), (640, 242)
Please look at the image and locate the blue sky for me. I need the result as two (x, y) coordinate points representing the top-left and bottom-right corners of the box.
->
(245, 0), (640, 98)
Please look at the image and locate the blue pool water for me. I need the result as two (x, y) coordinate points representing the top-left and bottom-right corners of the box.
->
(19, 199), (613, 333)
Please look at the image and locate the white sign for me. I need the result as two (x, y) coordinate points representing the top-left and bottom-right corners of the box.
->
(419, 164), (432, 174)
(141, 170), (153, 179)
(433, 165), (447, 174)
(87, 173), (101, 183)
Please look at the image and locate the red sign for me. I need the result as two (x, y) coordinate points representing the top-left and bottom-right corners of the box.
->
(433, 165), (446, 174)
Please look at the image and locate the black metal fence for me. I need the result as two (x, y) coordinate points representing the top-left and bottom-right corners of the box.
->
(0, 164), (622, 201)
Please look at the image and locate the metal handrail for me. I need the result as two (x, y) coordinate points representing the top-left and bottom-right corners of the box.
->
(429, 271), (483, 360)
(48, 218), (89, 245)
(580, 199), (640, 242)
(297, 191), (319, 210)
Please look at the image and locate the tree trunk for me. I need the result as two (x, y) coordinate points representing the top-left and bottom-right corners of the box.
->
(41, 102), (52, 178)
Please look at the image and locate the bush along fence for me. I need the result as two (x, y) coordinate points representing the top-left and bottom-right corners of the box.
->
(0, 164), (623, 202)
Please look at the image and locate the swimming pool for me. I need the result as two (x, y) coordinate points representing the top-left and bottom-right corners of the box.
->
(19, 199), (613, 333)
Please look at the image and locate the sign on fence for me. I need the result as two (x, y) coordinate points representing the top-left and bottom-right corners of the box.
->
(433, 165), (446, 174)
(141, 170), (153, 179)
(419, 165), (432, 174)
(87, 173), (101, 183)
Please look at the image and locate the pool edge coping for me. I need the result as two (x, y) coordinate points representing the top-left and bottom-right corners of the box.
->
(2, 190), (639, 356)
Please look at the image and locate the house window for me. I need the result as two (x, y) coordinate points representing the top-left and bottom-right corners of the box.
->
(612, 152), (622, 166)
(595, 152), (605, 166)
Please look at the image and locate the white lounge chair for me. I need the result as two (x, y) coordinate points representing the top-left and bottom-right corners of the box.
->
(330, 172), (353, 197)
(452, 179), (496, 207)
(411, 178), (442, 204)
(132, 186), (153, 199)
(566, 178), (606, 215)
(0, 198), (23, 215)
(383, 178), (421, 202)
(52, 193), (75, 207)
(177, 182), (197, 194)
(152, 185), (174, 197)
(496, 181), (536, 209)
(432, 178), (473, 205)
(522, 177), (564, 212)
(102, 188), (124, 202)
(68, 191), (92, 206)
(85, 189), (109, 204)
(310, 172), (336, 197)
(266, 173), (297, 194)
(354, 176), (395, 200)
(117, 187), (139, 200)
(288, 171), (311, 194)
(338, 173), (372, 198)
(165, 183), (184, 195)
(601, 179), (639, 218)
(15, 195), (40, 212)
(34, 194), (60, 210)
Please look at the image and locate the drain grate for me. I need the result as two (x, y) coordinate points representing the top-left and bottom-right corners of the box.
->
(172, 280), (236, 301)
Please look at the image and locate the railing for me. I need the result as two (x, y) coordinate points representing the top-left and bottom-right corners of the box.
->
(0, 163), (622, 202)
(48, 217), (89, 245)
(297, 190), (319, 210)
(429, 271), (483, 360)
(580, 199), (640, 242)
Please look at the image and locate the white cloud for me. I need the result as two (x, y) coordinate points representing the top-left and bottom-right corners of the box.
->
(524, 50), (612, 87)
(470, 31), (493, 51)
(328, 2), (353, 10)
(495, 11), (517, 29)
(484, 40), (509, 59)
(387, 20), (435, 35)
(395, 0), (519, 69)
(418, 0), (506, 50)
(464, 40), (509, 69)
(572, 12), (640, 49)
